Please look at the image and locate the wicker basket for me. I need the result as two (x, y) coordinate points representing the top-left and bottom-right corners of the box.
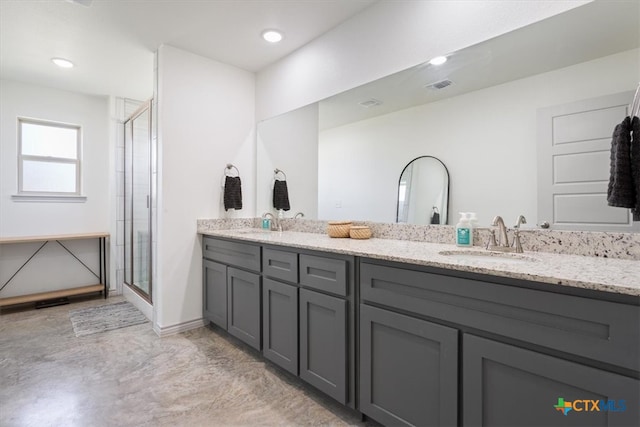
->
(327, 221), (352, 238)
(349, 225), (372, 240)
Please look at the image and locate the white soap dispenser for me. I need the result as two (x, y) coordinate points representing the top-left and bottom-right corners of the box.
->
(456, 212), (473, 247)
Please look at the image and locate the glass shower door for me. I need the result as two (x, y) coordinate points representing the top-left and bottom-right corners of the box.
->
(124, 103), (152, 302)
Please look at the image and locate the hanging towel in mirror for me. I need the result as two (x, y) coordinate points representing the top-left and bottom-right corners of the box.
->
(273, 179), (290, 211)
(607, 116), (635, 210)
(224, 176), (243, 211)
(430, 207), (440, 225)
(631, 116), (640, 221)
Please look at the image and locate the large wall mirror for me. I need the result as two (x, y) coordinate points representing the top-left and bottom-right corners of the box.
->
(256, 1), (639, 230)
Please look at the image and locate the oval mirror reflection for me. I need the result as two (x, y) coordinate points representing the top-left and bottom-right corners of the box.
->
(396, 156), (450, 225)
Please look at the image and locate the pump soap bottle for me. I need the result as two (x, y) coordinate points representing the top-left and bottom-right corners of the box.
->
(456, 212), (473, 247)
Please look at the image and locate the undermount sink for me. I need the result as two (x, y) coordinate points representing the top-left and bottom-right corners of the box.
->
(233, 229), (273, 235)
(438, 249), (537, 264)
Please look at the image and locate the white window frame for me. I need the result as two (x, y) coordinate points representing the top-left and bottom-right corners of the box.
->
(14, 117), (85, 202)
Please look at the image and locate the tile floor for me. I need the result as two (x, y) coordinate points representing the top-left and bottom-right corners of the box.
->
(0, 296), (370, 427)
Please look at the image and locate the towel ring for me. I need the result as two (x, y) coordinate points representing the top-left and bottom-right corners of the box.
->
(225, 164), (240, 177)
(274, 168), (287, 180)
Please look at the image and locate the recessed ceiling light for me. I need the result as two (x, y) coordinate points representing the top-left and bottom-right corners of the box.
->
(429, 56), (448, 66)
(262, 30), (283, 43)
(52, 58), (74, 68)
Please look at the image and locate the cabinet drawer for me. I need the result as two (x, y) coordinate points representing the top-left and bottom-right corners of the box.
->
(361, 262), (640, 372)
(300, 254), (347, 297)
(203, 236), (261, 272)
(263, 248), (298, 283)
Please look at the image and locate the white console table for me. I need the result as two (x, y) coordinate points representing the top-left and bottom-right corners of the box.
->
(0, 232), (109, 307)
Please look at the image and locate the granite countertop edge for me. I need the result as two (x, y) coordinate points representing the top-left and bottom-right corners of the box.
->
(199, 228), (640, 298)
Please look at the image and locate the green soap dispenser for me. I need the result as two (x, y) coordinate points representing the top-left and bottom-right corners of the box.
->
(456, 212), (473, 247)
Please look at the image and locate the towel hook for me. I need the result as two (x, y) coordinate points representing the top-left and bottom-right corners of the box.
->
(274, 168), (287, 180)
(225, 163), (240, 177)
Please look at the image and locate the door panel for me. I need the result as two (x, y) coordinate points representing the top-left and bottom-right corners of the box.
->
(263, 278), (298, 375)
(203, 259), (227, 329)
(360, 304), (458, 427)
(227, 267), (261, 350)
(299, 288), (347, 403)
(463, 334), (639, 427)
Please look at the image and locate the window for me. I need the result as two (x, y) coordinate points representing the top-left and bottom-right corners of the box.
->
(18, 118), (81, 196)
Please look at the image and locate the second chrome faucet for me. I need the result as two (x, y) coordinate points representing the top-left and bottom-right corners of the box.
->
(487, 215), (526, 253)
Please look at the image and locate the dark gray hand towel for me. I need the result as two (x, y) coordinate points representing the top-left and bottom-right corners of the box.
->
(607, 116), (635, 209)
(224, 176), (243, 211)
(273, 179), (290, 211)
(430, 209), (440, 225)
(631, 116), (640, 221)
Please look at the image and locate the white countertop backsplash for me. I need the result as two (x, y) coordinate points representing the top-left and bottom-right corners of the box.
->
(197, 218), (640, 297)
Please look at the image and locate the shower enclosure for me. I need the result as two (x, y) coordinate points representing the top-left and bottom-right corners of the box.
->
(124, 101), (152, 302)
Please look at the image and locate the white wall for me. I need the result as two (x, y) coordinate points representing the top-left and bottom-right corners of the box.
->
(155, 45), (255, 332)
(256, 0), (588, 121)
(0, 80), (110, 237)
(318, 49), (638, 227)
(256, 103), (318, 218)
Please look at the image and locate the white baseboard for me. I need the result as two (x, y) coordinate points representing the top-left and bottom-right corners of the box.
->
(153, 318), (206, 337)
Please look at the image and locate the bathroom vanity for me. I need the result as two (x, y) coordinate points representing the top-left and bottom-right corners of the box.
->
(199, 228), (640, 427)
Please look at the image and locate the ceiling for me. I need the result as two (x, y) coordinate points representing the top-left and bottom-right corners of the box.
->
(0, 0), (377, 100)
(319, 0), (640, 129)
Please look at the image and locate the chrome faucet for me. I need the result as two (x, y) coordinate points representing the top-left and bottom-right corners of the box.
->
(487, 215), (526, 253)
(261, 212), (282, 232)
(512, 215), (527, 253)
(294, 212), (305, 219)
(514, 215), (527, 229)
(491, 216), (510, 248)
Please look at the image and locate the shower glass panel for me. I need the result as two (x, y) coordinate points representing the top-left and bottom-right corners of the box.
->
(124, 103), (152, 302)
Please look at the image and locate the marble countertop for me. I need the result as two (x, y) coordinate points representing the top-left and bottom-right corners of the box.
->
(200, 229), (640, 297)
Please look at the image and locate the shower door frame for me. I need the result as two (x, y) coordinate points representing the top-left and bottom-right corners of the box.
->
(123, 100), (153, 303)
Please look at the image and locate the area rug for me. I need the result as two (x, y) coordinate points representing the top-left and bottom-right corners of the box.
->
(69, 301), (148, 337)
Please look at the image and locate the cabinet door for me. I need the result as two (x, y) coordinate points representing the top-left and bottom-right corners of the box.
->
(360, 304), (458, 427)
(227, 267), (261, 350)
(263, 278), (298, 375)
(203, 259), (227, 329)
(463, 334), (639, 427)
(299, 288), (347, 404)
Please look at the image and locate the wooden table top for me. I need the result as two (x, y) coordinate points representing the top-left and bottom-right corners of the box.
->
(0, 232), (109, 244)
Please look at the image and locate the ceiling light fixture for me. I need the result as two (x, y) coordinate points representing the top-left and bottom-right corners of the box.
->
(429, 56), (448, 66)
(262, 30), (283, 43)
(51, 58), (74, 68)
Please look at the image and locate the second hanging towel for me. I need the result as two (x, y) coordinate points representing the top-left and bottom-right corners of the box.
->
(273, 179), (290, 211)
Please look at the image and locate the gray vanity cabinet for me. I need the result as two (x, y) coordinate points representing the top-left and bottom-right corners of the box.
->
(359, 304), (458, 427)
(262, 248), (299, 375)
(262, 246), (354, 406)
(359, 259), (640, 427)
(202, 236), (262, 350)
(299, 287), (348, 404)
(463, 334), (639, 427)
(203, 259), (227, 329)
